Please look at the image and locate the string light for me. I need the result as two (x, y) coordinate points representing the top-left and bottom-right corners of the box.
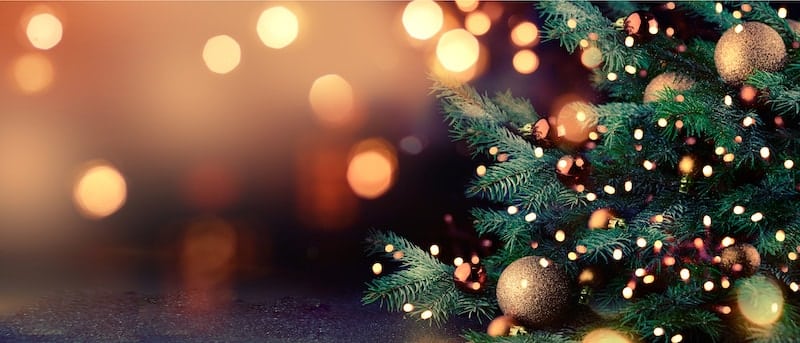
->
(607, 72), (618, 81)
(525, 212), (537, 222)
(403, 303), (414, 312)
(734, 24), (744, 33)
(372, 262), (383, 275)
(454, 257), (464, 266)
(715, 2), (723, 13)
(633, 128), (644, 140)
(555, 230), (566, 242)
(789, 252), (798, 261)
(721, 277), (731, 289)
(625, 36), (635, 47)
(429, 245), (440, 256)
(732, 10), (742, 19)
(654, 240), (663, 253)
(636, 237), (647, 248)
(654, 327), (665, 337)
(722, 236), (736, 247)
(778, 7), (788, 18)
(476, 165), (487, 176)
(534, 147), (544, 158)
(658, 118), (668, 127)
(625, 65), (636, 74)
(539, 258), (550, 268)
(715, 146), (726, 155)
(671, 334), (684, 343)
(750, 212), (764, 222)
(567, 19), (578, 29)
(776, 230), (786, 242)
(624, 180), (633, 192)
(791, 282), (799, 292)
(568, 252), (578, 260)
(785, 160), (794, 169)
(742, 116), (755, 127)
(393, 251), (404, 259)
(666, 27), (675, 37)
(663, 256), (676, 266)
(384, 244), (395, 253)
(733, 206), (745, 215)
(643, 275), (655, 284)
(724, 95), (733, 106)
(703, 215), (712, 227)
(643, 160), (655, 170)
(635, 268), (646, 277)
(586, 193), (597, 201)
(507, 205), (519, 215)
(603, 185), (616, 195)
(702, 165), (713, 177)
(680, 268), (690, 280)
(421, 310), (433, 319)
(613, 248), (623, 260)
(622, 286), (633, 299)
(704, 281), (714, 291)
(723, 153), (735, 162)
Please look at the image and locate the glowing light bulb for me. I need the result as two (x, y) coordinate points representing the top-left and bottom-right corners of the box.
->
(643, 160), (655, 170)
(671, 334), (683, 343)
(511, 22), (539, 46)
(429, 245), (440, 256)
(372, 262), (383, 275)
(607, 72), (618, 81)
(421, 310), (433, 319)
(622, 286), (633, 299)
(202, 35), (241, 74)
(603, 185), (616, 195)
(384, 244), (395, 253)
(624, 180), (632, 192)
(791, 282), (799, 292)
(403, 303), (414, 312)
(778, 7), (788, 18)
(776, 230), (786, 242)
(568, 252), (578, 260)
(702, 165), (713, 177)
(722, 236), (735, 247)
(654, 327), (665, 336)
(73, 161), (127, 219)
(555, 230), (566, 242)
(636, 237), (646, 248)
(680, 268), (690, 280)
(658, 118), (668, 127)
(567, 19), (577, 29)
(613, 248), (623, 260)
(580, 47), (603, 69)
(635, 268), (646, 277)
(742, 116), (755, 127)
(513, 50), (539, 74)
(734, 24), (744, 33)
(733, 206), (745, 215)
(723, 153), (735, 162)
(643, 275), (655, 284)
(534, 147), (544, 158)
(625, 36), (634, 47)
(721, 277), (731, 289)
(455, 0), (479, 12)
(436, 29), (479, 72)
(586, 193), (597, 201)
(539, 258), (550, 268)
(476, 165), (487, 176)
(465, 11), (491, 36)
(703, 215), (712, 227)
(525, 212), (537, 222)
(507, 205), (519, 215)
(703, 281), (714, 291)
(785, 160), (794, 169)
(454, 257), (464, 266)
(402, 0), (443, 40)
(751, 212), (763, 222)
(633, 128), (644, 140)
(625, 65), (636, 74)
(724, 95), (732, 106)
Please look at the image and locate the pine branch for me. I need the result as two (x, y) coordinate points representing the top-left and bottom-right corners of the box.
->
(677, 1), (739, 30)
(462, 330), (577, 343)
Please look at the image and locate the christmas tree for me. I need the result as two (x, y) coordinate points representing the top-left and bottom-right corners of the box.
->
(365, 1), (800, 342)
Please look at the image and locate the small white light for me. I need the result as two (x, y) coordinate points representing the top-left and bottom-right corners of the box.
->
(715, 147), (726, 155)
(776, 230), (786, 242)
(403, 303), (415, 312)
(790, 282), (799, 292)
(372, 262), (383, 275)
(453, 257), (464, 266)
(613, 248), (623, 260)
(603, 185), (616, 195)
(636, 237), (647, 248)
(567, 252), (578, 260)
(724, 95), (732, 106)
(421, 310), (433, 319)
(643, 160), (655, 170)
(751, 212), (763, 222)
(785, 160), (795, 169)
(539, 258), (550, 268)
(555, 230), (566, 242)
(429, 244), (440, 256)
(672, 334), (684, 343)
(643, 275), (655, 284)
(680, 268), (690, 280)
(703, 215), (712, 227)
(789, 252), (798, 260)
(743, 116), (755, 127)
(624, 180), (633, 192)
(384, 244), (395, 253)
(586, 193), (597, 201)
(778, 7), (788, 18)
(732, 10), (742, 19)
(721, 278), (731, 289)
(534, 147), (544, 158)
(715, 2), (723, 13)
(734, 24), (744, 33)
(648, 25), (658, 35)
(658, 118), (668, 127)
(702, 165), (713, 177)
(625, 36), (634, 47)
(654, 327), (665, 337)
(733, 206), (745, 215)
(607, 72), (618, 81)
(723, 153), (735, 162)
(507, 205), (519, 215)
(635, 268), (646, 277)
(722, 236), (736, 247)
(703, 281), (714, 291)
(622, 286), (633, 299)
(525, 212), (537, 222)
(567, 18), (577, 29)
(476, 165), (487, 176)
(633, 128), (644, 140)
(625, 65), (636, 74)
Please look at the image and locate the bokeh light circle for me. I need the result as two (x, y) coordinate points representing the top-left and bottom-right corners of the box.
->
(202, 35), (241, 74)
(402, 0), (443, 40)
(513, 49), (539, 74)
(257, 6), (299, 49)
(12, 53), (54, 94)
(436, 29), (480, 72)
(73, 161), (127, 219)
(346, 138), (397, 199)
(308, 74), (355, 127)
(26, 13), (63, 50)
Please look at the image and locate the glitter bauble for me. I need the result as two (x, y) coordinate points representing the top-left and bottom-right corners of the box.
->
(715, 22), (786, 85)
(624, 11), (658, 41)
(643, 72), (695, 103)
(496, 256), (570, 327)
(720, 243), (761, 277)
(486, 315), (519, 337)
(453, 261), (487, 293)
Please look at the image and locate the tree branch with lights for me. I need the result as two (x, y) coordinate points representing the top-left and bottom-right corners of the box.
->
(365, 1), (800, 342)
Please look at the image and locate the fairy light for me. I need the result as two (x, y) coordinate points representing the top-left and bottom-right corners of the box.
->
(653, 215), (664, 223)
(741, 3), (752, 12)
(429, 245), (440, 256)
(671, 334), (683, 343)
(658, 118), (668, 127)
(742, 116), (755, 127)
(634, 128), (644, 140)
(715, 3), (723, 13)
(722, 236), (736, 247)
(663, 256), (676, 266)
(713, 255), (722, 264)
(675, 94), (685, 103)
(607, 72), (618, 81)
(567, 18), (577, 29)
(785, 160), (795, 169)
(507, 205), (519, 215)
(622, 286), (633, 299)
(791, 282), (799, 292)
(734, 135), (742, 144)
(654, 327), (665, 337)
(732, 206), (745, 215)
(625, 36), (635, 47)
(555, 230), (566, 242)
(636, 237), (647, 248)
(625, 65), (636, 74)
(724, 95), (733, 106)
(624, 180), (633, 192)
(751, 212), (764, 222)
(539, 258), (550, 268)
(734, 24), (744, 33)
(721, 277), (731, 289)
(603, 185), (616, 195)
(776, 230), (786, 242)
(778, 7), (788, 18)
(680, 268), (690, 280)
(718, 305), (732, 314)
(635, 268), (646, 277)
(588, 132), (599, 140)
(586, 193), (597, 201)
(575, 184), (585, 192)
(666, 27), (675, 37)
(530, 241), (539, 249)
(454, 257), (464, 266)
(643, 275), (655, 284)
(576, 245), (588, 254)
(704, 281), (715, 291)
(694, 238), (704, 249)
(732, 10), (742, 19)
(703, 215), (712, 227)
(372, 262), (383, 275)
(384, 244), (395, 253)
(525, 212), (537, 222)
(476, 165), (487, 176)
(421, 310), (433, 319)
(789, 252), (798, 261)
(534, 147), (544, 158)
(613, 248), (623, 260)
(579, 39), (589, 48)
(654, 240), (663, 253)
(723, 153), (735, 162)
(715, 146), (726, 155)
(648, 25), (658, 35)
(702, 165), (713, 177)
(643, 160), (655, 170)
(568, 252), (578, 260)
(489, 146), (499, 155)
(402, 303), (415, 312)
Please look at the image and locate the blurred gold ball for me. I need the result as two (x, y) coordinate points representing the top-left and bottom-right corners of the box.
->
(720, 243), (761, 276)
(496, 256), (570, 327)
(643, 72), (694, 103)
(715, 22), (786, 85)
(582, 328), (632, 343)
(487, 315), (519, 337)
(588, 208), (614, 229)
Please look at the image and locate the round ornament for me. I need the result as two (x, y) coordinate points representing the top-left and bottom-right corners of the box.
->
(487, 315), (520, 337)
(453, 260), (487, 292)
(588, 208), (616, 229)
(643, 72), (695, 103)
(496, 256), (571, 327)
(624, 11), (658, 41)
(714, 22), (786, 85)
(720, 243), (761, 276)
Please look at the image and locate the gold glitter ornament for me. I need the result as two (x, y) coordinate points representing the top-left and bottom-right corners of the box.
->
(720, 243), (761, 277)
(643, 72), (694, 103)
(714, 22), (786, 85)
(496, 256), (570, 327)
